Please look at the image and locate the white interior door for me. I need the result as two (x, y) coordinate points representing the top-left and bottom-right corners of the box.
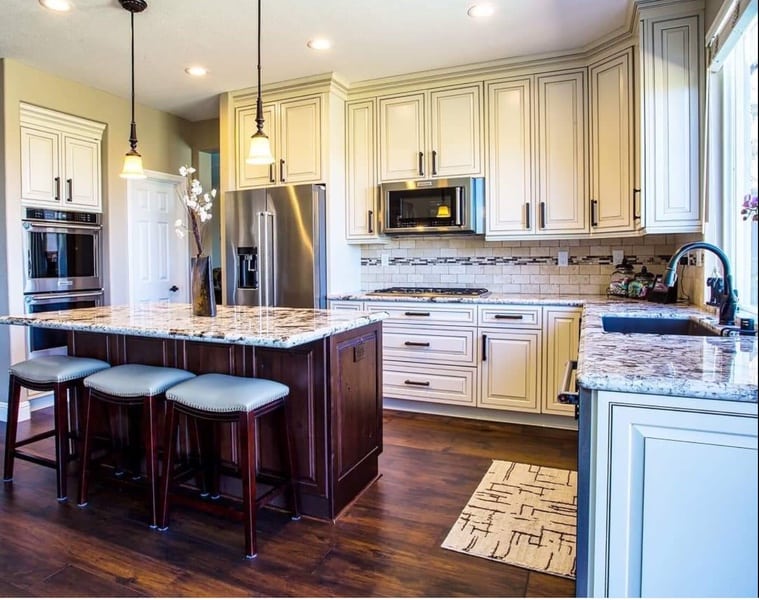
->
(127, 172), (189, 303)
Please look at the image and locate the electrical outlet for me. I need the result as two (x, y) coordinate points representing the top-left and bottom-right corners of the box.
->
(381, 253), (390, 267)
(557, 250), (569, 267)
(695, 250), (705, 267)
(612, 249), (624, 265)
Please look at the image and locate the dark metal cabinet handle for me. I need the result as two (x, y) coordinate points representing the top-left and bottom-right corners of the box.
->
(54, 176), (61, 201)
(368, 210), (374, 234)
(404, 379), (430, 387)
(539, 201), (546, 229)
(494, 314), (524, 320)
(169, 285), (179, 292)
(525, 202), (531, 230)
(66, 178), (73, 202)
(279, 158), (286, 182)
(431, 150), (438, 176)
(591, 199), (598, 227)
(268, 163), (275, 183)
(481, 334), (488, 361)
(418, 151), (424, 177)
(633, 188), (641, 220)
(404, 341), (431, 347)
(404, 311), (430, 317)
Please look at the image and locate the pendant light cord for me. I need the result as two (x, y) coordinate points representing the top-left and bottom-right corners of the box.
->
(128, 9), (138, 152)
(255, 0), (265, 132)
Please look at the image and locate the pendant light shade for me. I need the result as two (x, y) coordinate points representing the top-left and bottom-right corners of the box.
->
(119, 0), (147, 179)
(246, 0), (275, 166)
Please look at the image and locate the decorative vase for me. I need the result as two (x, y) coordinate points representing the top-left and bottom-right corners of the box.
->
(191, 255), (216, 317)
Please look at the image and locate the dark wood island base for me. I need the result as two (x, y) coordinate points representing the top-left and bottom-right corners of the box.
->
(66, 321), (383, 521)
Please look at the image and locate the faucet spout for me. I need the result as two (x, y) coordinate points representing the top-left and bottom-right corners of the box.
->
(663, 242), (738, 325)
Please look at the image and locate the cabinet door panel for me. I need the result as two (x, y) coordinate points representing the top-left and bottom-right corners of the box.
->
(537, 71), (588, 233)
(486, 78), (534, 235)
(236, 104), (277, 188)
(542, 308), (581, 415)
(279, 97), (321, 184)
(430, 85), (482, 177)
(346, 100), (378, 240)
(590, 50), (634, 232)
(64, 136), (99, 209)
(21, 126), (59, 205)
(379, 94), (425, 180)
(479, 329), (540, 412)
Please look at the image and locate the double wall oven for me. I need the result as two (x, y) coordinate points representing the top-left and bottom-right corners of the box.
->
(22, 208), (104, 355)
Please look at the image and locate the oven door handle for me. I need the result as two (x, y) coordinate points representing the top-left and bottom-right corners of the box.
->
(22, 221), (103, 233)
(25, 290), (104, 304)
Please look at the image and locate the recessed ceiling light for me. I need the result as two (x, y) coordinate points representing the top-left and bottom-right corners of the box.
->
(39, 0), (73, 11)
(185, 66), (209, 77)
(467, 4), (495, 18)
(307, 38), (332, 51)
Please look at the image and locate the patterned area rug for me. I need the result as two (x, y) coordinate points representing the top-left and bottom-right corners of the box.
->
(441, 460), (577, 579)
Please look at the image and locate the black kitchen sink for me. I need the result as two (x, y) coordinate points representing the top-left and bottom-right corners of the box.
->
(601, 315), (720, 336)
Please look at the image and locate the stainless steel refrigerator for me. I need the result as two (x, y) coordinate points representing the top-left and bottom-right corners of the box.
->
(224, 184), (327, 308)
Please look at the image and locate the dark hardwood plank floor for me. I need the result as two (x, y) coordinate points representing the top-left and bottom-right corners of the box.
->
(1, 407), (578, 597)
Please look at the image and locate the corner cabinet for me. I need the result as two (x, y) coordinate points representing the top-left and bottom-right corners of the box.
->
(638, 8), (703, 233)
(235, 95), (322, 189)
(585, 390), (757, 597)
(20, 103), (105, 212)
(345, 99), (381, 242)
(378, 84), (483, 182)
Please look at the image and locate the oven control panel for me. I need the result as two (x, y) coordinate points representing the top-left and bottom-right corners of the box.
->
(24, 208), (100, 224)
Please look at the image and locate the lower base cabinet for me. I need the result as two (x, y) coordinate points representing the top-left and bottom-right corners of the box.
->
(479, 329), (540, 412)
(585, 390), (758, 597)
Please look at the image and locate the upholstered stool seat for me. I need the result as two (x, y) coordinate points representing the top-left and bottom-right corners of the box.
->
(3, 355), (111, 502)
(78, 364), (195, 527)
(158, 373), (299, 559)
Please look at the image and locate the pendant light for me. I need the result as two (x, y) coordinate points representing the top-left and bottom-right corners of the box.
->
(119, 0), (148, 179)
(246, 0), (274, 165)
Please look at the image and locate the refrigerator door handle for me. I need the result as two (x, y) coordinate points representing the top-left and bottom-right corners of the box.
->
(266, 211), (277, 306)
(257, 211), (266, 306)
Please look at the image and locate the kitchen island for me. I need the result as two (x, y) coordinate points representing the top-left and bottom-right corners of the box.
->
(0, 303), (387, 520)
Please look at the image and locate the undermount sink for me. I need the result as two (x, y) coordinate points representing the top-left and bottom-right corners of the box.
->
(602, 315), (720, 336)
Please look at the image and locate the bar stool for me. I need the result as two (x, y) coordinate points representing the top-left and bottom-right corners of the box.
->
(3, 355), (110, 502)
(157, 373), (300, 559)
(77, 364), (195, 527)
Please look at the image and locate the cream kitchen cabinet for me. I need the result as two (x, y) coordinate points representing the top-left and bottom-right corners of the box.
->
(589, 48), (637, 234)
(638, 9), (703, 233)
(478, 305), (542, 413)
(345, 99), (381, 242)
(20, 103), (104, 212)
(378, 84), (483, 182)
(536, 70), (588, 234)
(541, 307), (582, 416)
(586, 390), (757, 597)
(235, 95), (321, 189)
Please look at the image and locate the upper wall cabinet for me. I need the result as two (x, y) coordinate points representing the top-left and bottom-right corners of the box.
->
(20, 103), (105, 213)
(589, 48), (637, 234)
(345, 99), (381, 242)
(639, 8), (703, 234)
(235, 95), (322, 189)
(378, 84), (483, 182)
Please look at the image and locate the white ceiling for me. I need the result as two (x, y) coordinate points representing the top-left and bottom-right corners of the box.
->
(1, 0), (634, 122)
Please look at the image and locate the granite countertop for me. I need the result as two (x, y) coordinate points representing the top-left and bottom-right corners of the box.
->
(0, 303), (387, 349)
(331, 291), (758, 402)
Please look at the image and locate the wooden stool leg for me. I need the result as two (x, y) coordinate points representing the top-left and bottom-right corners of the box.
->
(2, 376), (22, 483)
(279, 403), (300, 520)
(143, 395), (159, 528)
(157, 401), (178, 531)
(53, 381), (70, 502)
(77, 387), (95, 507)
(239, 410), (257, 559)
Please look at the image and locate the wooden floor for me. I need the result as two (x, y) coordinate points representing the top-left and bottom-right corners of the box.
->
(0, 408), (578, 597)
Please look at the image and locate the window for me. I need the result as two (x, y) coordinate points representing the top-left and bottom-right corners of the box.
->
(711, 9), (758, 315)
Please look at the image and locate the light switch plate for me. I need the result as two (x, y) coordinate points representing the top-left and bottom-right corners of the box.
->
(557, 250), (569, 267)
(613, 249), (624, 265)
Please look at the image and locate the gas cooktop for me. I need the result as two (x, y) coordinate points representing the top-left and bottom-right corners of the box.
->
(367, 286), (490, 298)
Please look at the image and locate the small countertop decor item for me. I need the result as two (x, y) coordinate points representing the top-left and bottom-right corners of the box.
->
(627, 266), (655, 299)
(607, 258), (634, 297)
(741, 193), (758, 222)
(175, 165), (217, 316)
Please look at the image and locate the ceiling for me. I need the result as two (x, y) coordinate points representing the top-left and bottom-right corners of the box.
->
(1, 0), (634, 122)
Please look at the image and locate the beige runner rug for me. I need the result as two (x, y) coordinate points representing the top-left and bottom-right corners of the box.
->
(441, 460), (577, 579)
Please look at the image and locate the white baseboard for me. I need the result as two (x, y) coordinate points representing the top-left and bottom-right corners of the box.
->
(0, 400), (31, 423)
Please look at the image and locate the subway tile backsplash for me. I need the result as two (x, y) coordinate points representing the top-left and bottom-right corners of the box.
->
(360, 233), (704, 299)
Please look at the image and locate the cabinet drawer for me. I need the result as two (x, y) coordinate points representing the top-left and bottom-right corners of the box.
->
(383, 362), (476, 406)
(364, 301), (477, 325)
(328, 300), (364, 311)
(478, 305), (542, 329)
(383, 325), (475, 365)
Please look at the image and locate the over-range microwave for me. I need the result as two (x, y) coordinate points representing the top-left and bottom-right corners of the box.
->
(381, 177), (484, 235)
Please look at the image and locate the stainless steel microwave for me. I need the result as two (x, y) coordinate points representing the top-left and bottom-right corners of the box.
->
(381, 177), (484, 235)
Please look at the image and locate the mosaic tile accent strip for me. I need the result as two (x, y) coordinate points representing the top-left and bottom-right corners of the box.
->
(361, 255), (672, 267)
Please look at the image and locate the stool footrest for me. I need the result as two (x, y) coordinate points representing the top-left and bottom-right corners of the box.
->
(11, 450), (58, 470)
(13, 429), (56, 447)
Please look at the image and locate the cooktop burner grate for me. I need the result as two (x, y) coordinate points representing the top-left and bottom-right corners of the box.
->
(367, 286), (490, 297)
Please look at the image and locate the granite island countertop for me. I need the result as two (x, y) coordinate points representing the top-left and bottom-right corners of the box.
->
(0, 303), (388, 349)
(330, 291), (758, 402)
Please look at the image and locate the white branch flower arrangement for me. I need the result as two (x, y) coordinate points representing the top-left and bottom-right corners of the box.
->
(175, 165), (216, 258)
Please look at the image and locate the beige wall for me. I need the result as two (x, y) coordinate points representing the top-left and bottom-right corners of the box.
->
(0, 58), (196, 398)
